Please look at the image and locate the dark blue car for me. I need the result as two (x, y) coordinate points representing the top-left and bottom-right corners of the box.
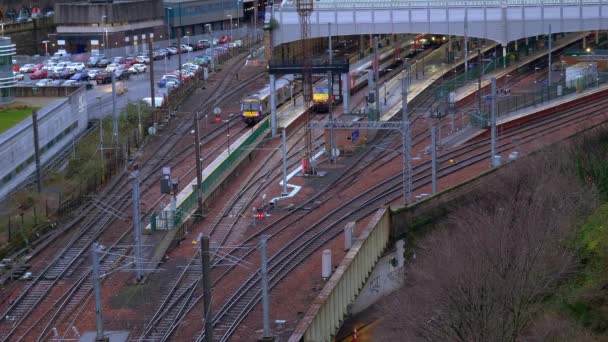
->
(71, 72), (89, 82)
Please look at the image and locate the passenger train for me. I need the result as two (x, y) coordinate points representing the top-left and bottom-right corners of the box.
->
(240, 75), (302, 125)
(241, 34), (445, 119)
(311, 34), (444, 113)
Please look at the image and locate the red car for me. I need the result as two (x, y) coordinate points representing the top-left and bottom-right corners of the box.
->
(30, 69), (48, 79)
(219, 35), (232, 44)
(12, 65), (19, 72)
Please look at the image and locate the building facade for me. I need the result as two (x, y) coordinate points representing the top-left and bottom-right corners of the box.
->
(0, 37), (16, 105)
(53, 0), (166, 54)
(164, 0), (247, 38)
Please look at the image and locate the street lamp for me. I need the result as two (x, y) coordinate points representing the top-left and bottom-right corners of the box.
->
(222, 113), (234, 154)
(165, 7), (173, 39)
(236, 0), (241, 30)
(227, 14), (233, 38)
(101, 15), (107, 55)
(42, 40), (49, 57)
(184, 35), (190, 61)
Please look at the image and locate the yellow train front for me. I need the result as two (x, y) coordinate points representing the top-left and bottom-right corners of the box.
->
(240, 96), (263, 126)
(312, 80), (330, 113)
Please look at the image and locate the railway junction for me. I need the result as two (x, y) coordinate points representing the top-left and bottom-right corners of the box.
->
(2, 0), (608, 341)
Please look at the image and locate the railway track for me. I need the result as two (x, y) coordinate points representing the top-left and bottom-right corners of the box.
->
(196, 86), (608, 342)
(0, 53), (265, 341)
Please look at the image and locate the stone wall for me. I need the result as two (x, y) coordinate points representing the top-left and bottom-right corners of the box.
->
(0, 86), (88, 198)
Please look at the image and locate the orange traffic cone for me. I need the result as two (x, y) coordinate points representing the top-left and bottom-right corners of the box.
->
(352, 328), (358, 342)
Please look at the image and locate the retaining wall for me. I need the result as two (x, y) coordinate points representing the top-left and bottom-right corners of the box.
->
(0, 86), (88, 198)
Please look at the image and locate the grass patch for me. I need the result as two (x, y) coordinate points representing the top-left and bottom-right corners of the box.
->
(0, 107), (38, 134)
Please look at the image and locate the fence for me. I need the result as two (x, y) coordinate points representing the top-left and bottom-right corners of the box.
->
(151, 118), (270, 231)
(288, 209), (391, 342)
(471, 71), (608, 127)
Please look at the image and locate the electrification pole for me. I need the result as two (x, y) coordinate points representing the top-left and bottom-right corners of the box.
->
(328, 23), (335, 162)
(490, 77), (498, 168)
(281, 129), (288, 195)
(431, 126), (437, 194)
(91, 242), (105, 342)
(131, 170), (143, 281)
(261, 236), (271, 338)
(111, 72), (118, 145)
(374, 36), (380, 120)
(548, 24), (552, 91)
(194, 111), (204, 216)
(32, 110), (42, 193)
(402, 73), (412, 204)
(201, 235), (213, 342)
(148, 38), (156, 122)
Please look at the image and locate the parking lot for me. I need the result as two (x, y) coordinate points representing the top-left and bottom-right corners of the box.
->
(14, 27), (262, 119)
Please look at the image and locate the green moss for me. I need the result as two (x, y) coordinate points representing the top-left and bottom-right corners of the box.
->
(552, 203), (608, 335)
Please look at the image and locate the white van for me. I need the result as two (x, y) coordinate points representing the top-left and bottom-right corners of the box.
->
(141, 97), (165, 108)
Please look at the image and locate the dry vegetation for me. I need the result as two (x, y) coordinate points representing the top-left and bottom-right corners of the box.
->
(377, 127), (608, 341)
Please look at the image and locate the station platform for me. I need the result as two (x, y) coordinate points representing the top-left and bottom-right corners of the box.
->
(452, 33), (586, 104)
(444, 80), (608, 147)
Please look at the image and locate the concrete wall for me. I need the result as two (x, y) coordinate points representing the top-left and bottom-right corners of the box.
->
(0, 87), (88, 198)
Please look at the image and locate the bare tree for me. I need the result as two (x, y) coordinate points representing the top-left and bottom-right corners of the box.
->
(377, 143), (597, 342)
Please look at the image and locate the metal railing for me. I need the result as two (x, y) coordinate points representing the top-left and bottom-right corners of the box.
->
(280, 0), (607, 10)
(288, 209), (391, 342)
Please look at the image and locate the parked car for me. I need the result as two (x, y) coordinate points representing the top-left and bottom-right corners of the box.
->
(87, 56), (101, 68)
(52, 62), (70, 72)
(166, 47), (178, 55)
(70, 72), (89, 81)
(45, 11), (54, 17)
(19, 64), (36, 73)
(105, 63), (122, 72)
(182, 63), (200, 71)
(50, 79), (64, 86)
(87, 69), (100, 79)
(219, 35), (232, 44)
(114, 69), (130, 81)
(96, 72), (112, 84)
(96, 58), (111, 68)
(128, 63), (147, 74)
(53, 50), (70, 58)
(157, 76), (181, 88)
(15, 16), (31, 24)
(35, 79), (51, 86)
(135, 55), (150, 64)
(194, 55), (211, 65)
(196, 40), (211, 50)
(124, 56), (137, 66)
(30, 69), (48, 79)
(141, 96), (165, 108)
(13, 72), (25, 81)
(62, 80), (79, 87)
(180, 44), (193, 52)
(67, 62), (85, 72)
(112, 56), (126, 64)
(32, 12), (43, 19)
(58, 69), (75, 79)
(43, 62), (57, 71)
